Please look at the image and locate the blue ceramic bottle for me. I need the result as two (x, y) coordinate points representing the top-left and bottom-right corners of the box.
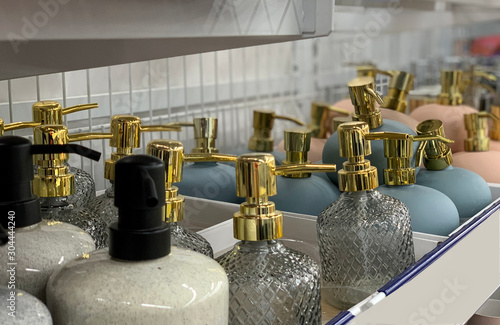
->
(272, 129), (341, 215)
(323, 77), (418, 185)
(176, 117), (242, 204)
(371, 132), (460, 236)
(415, 119), (492, 224)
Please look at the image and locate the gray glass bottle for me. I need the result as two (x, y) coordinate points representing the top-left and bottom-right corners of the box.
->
(217, 153), (336, 325)
(317, 122), (415, 310)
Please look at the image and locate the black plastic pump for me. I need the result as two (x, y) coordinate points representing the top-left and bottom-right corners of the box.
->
(109, 155), (170, 261)
(0, 136), (101, 229)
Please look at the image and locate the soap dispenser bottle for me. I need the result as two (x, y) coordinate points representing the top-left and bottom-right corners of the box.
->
(46, 155), (229, 324)
(415, 119), (492, 223)
(0, 136), (96, 302)
(32, 101), (99, 208)
(452, 112), (500, 183)
(323, 76), (418, 186)
(175, 117), (243, 204)
(32, 125), (108, 248)
(272, 129), (341, 215)
(0, 226), (52, 325)
(370, 132), (460, 235)
(317, 121), (415, 310)
(217, 153), (336, 325)
(147, 139), (237, 257)
(88, 115), (181, 234)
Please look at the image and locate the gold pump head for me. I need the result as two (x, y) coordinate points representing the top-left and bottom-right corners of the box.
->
(248, 110), (305, 152)
(463, 112), (500, 152)
(381, 70), (415, 113)
(147, 139), (237, 223)
(336, 121), (378, 192)
(364, 132), (454, 186)
(491, 106), (500, 141)
(416, 119), (454, 170)
(191, 117), (218, 153)
(437, 70), (464, 106)
(309, 102), (350, 138)
(32, 101), (99, 125)
(234, 153), (336, 241)
(0, 118), (40, 136)
(348, 77), (385, 129)
(282, 128), (313, 178)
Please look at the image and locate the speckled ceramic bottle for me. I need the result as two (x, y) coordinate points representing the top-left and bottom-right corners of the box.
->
(217, 153), (336, 325)
(323, 77), (418, 186)
(370, 132), (459, 236)
(32, 125), (107, 248)
(317, 122), (415, 310)
(46, 155), (229, 325)
(273, 129), (340, 216)
(176, 117), (243, 204)
(147, 139), (220, 258)
(415, 120), (492, 223)
(0, 286), (52, 324)
(0, 136), (95, 303)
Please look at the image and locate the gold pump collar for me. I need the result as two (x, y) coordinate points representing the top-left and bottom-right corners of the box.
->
(381, 70), (414, 113)
(234, 153), (336, 241)
(0, 119), (40, 136)
(248, 110), (305, 152)
(416, 119), (454, 170)
(348, 77), (385, 129)
(309, 102), (350, 138)
(464, 112), (500, 152)
(32, 101), (98, 125)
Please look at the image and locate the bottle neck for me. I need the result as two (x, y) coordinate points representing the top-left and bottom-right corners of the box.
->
(39, 196), (70, 210)
(236, 240), (283, 253)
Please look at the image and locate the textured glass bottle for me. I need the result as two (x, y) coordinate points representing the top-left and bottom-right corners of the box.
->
(148, 139), (229, 258)
(217, 153), (336, 325)
(32, 125), (107, 248)
(317, 122), (415, 310)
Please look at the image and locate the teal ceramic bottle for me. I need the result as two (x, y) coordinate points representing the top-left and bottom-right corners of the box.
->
(273, 128), (341, 215)
(176, 118), (242, 204)
(372, 132), (460, 236)
(415, 119), (492, 224)
(323, 77), (418, 186)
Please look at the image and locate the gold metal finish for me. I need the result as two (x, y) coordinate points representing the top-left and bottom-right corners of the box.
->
(0, 119), (40, 136)
(248, 110), (305, 152)
(463, 112), (500, 152)
(437, 71), (463, 106)
(355, 64), (392, 79)
(332, 116), (352, 133)
(283, 128), (311, 178)
(191, 117), (219, 153)
(381, 70), (414, 113)
(309, 102), (350, 138)
(416, 120), (454, 170)
(234, 153), (336, 241)
(32, 101), (98, 125)
(67, 132), (113, 142)
(184, 153), (237, 163)
(491, 106), (500, 141)
(348, 77), (385, 129)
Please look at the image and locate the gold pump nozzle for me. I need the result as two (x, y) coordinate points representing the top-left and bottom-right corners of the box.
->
(416, 119), (454, 170)
(309, 102), (350, 138)
(348, 77), (385, 129)
(248, 110), (305, 152)
(463, 112), (500, 152)
(32, 101), (99, 125)
(0, 118), (40, 136)
(381, 70), (415, 113)
(146, 139), (236, 223)
(233, 153), (336, 241)
(364, 132), (453, 185)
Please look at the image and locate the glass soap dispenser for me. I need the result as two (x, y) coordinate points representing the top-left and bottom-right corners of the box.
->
(147, 139), (237, 257)
(272, 128), (341, 215)
(175, 117), (243, 204)
(0, 136), (96, 302)
(317, 121), (415, 310)
(323, 76), (418, 186)
(217, 153), (336, 325)
(452, 112), (500, 183)
(32, 100), (99, 208)
(371, 132), (460, 236)
(88, 115), (181, 237)
(415, 119), (492, 224)
(46, 155), (229, 325)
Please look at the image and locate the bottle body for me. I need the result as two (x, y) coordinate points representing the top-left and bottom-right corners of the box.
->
(46, 247), (229, 325)
(377, 184), (459, 236)
(317, 190), (415, 309)
(0, 286), (52, 325)
(217, 240), (321, 325)
(452, 151), (500, 183)
(0, 220), (95, 302)
(273, 175), (341, 215)
(40, 197), (108, 249)
(177, 162), (243, 204)
(416, 166), (492, 223)
(88, 185), (118, 231)
(322, 119), (418, 185)
(170, 222), (214, 258)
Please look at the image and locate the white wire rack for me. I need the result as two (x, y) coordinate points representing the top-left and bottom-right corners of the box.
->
(1, 20), (499, 191)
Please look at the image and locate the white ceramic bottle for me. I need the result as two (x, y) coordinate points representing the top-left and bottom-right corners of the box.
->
(47, 155), (229, 325)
